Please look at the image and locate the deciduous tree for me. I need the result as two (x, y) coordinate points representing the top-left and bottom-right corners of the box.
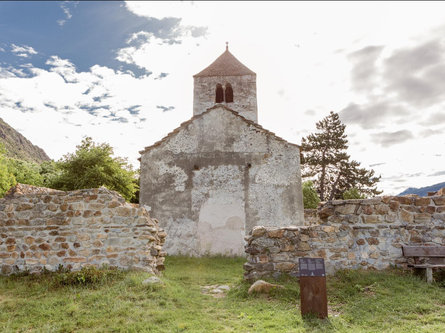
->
(52, 137), (138, 201)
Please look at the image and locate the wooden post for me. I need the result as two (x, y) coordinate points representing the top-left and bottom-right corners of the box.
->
(426, 267), (433, 284)
(299, 258), (328, 319)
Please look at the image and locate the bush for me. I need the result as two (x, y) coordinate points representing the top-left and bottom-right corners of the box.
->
(302, 180), (320, 209)
(52, 266), (125, 287)
(343, 188), (365, 200)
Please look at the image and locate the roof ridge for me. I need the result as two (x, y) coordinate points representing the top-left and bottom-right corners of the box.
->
(139, 105), (299, 158)
(193, 49), (255, 77)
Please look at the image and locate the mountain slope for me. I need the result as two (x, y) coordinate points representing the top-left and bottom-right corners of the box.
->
(0, 117), (50, 163)
(398, 182), (445, 196)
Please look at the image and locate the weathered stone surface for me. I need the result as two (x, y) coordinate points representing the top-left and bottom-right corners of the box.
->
(0, 185), (166, 275)
(400, 209), (413, 223)
(243, 194), (445, 280)
(140, 105), (304, 257)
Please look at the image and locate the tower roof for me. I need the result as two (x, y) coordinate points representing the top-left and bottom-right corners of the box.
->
(193, 46), (255, 77)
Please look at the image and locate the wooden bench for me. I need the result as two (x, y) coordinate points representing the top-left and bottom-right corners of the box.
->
(402, 246), (445, 283)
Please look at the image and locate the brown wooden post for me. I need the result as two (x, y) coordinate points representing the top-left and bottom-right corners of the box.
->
(299, 258), (328, 319)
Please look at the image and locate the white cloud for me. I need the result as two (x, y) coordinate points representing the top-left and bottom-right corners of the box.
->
(57, 1), (78, 26)
(10, 44), (38, 58)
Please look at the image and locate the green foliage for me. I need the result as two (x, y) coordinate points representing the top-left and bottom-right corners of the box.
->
(343, 187), (366, 200)
(51, 137), (138, 201)
(6, 158), (44, 186)
(0, 143), (16, 197)
(301, 111), (381, 201)
(51, 266), (125, 287)
(39, 160), (61, 188)
(302, 180), (320, 208)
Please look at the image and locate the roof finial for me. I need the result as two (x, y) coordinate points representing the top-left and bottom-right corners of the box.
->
(226, 41), (228, 51)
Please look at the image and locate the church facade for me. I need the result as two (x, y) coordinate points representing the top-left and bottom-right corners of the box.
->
(139, 47), (304, 256)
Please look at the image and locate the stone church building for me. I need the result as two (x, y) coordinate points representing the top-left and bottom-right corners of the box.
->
(139, 46), (304, 256)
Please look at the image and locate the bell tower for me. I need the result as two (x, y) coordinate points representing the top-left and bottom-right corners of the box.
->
(193, 43), (258, 122)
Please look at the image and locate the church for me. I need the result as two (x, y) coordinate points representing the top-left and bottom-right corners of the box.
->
(139, 45), (304, 256)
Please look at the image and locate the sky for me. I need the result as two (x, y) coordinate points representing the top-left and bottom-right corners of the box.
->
(0, 1), (445, 195)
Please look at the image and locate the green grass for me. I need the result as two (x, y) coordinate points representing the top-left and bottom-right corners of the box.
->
(1, 257), (445, 332)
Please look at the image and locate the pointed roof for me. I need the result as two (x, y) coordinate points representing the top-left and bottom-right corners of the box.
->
(193, 46), (255, 77)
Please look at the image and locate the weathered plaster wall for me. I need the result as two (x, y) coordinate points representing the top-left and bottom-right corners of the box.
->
(0, 184), (166, 275)
(244, 195), (445, 280)
(140, 106), (304, 256)
(193, 75), (258, 122)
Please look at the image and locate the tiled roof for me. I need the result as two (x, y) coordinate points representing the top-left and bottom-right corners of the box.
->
(139, 105), (299, 158)
(193, 49), (255, 77)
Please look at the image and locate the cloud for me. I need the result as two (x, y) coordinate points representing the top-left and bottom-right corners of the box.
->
(341, 30), (445, 131)
(428, 170), (445, 177)
(371, 130), (414, 147)
(420, 112), (445, 126)
(156, 105), (175, 112)
(348, 45), (384, 92)
(46, 56), (78, 83)
(383, 40), (445, 108)
(304, 109), (316, 116)
(10, 44), (38, 58)
(57, 1), (78, 26)
(128, 105), (141, 115)
(339, 101), (409, 129)
(418, 127), (445, 138)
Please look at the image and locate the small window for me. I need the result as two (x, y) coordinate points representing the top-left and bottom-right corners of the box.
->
(215, 84), (224, 103)
(225, 83), (233, 103)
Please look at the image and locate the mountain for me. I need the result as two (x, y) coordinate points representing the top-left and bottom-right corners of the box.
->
(398, 182), (445, 197)
(0, 117), (51, 163)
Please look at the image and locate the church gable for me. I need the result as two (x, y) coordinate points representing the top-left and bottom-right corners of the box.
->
(140, 105), (298, 159)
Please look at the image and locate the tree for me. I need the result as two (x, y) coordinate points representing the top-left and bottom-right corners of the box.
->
(301, 111), (381, 201)
(302, 180), (321, 209)
(0, 143), (16, 197)
(342, 188), (365, 200)
(52, 137), (138, 201)
(6, 158), (44, 187)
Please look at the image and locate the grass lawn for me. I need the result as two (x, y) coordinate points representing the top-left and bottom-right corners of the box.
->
(1, 256), (445, 332)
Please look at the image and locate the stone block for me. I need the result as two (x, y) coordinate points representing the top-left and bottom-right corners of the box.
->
(415, 197), (431, 206)
(395, 196), (413, 205)
(318, 206), (334, 219)
(335, 204), (356, 215)
(268, 229), (284, 238)
(414, 213), (432, 223)
(361, 205), (373, 215)
(322, 226), (335, 233)
(400, 209), (413, 223)
(275, 262), (295, 271)
(362, 215), (381, 224)
(367, 237), (379, 245)
(433, 197), (445, 205)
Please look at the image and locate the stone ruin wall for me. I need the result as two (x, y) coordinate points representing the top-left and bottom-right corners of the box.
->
(0, 184), (166, 275)
(244, 195), (445, 280)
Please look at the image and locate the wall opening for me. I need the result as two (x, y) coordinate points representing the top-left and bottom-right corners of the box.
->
(225, 83), (233, 103)
(215, 84), (224, 103)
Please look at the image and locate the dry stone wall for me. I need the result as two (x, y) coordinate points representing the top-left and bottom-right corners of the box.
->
(244, 195), (445, 280)
(0, 184), (166, 275)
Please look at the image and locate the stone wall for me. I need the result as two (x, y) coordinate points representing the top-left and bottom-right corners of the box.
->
(140, 105), (304, 256)
(244, 195), (445, 280)
(0, 184), (166, 275)
(193, 74), (258, 122)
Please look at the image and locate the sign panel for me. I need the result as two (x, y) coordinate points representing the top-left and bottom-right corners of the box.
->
(299, 257), (326, 277)
(299, 257), (328, 319)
